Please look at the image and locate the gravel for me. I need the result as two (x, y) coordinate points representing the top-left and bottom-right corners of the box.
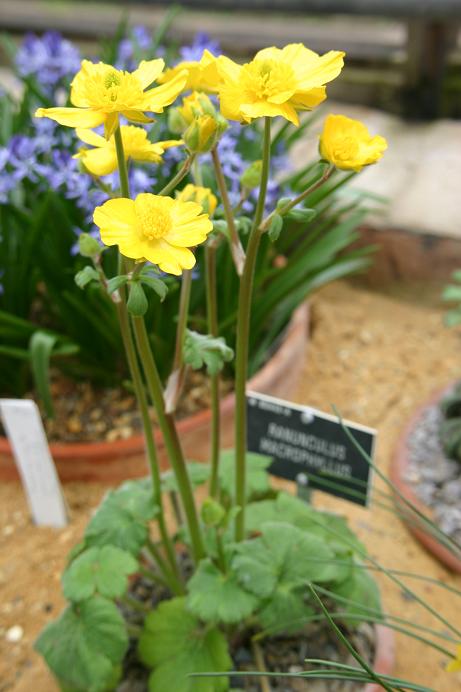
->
(406, 403), (461, 545)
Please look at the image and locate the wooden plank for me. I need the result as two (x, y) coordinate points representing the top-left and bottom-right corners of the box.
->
(0, 0), (405, 62)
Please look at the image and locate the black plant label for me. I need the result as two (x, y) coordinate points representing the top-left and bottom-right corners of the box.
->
(247, 392), (376, 507)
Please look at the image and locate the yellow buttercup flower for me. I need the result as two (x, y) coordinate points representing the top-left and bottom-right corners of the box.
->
(35, 59), (187, 138)
(319, 114), (387, 172)
(93, 194), (212, 275)
(446, 644), (461, 672)
(177, 184), (218, 216)
(217, 43), (344, 126)
(74, 125), (182, 176)
(159, 50), (220, 94)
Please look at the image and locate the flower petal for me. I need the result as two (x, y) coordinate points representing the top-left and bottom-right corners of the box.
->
(144, 70), (188, 113)
(35, 107), (106, 128)
(240, 100), (299, 125)
(144, 239), (196, 275)
(79, 147), (118, 176)
(93, 198), (138, 247)
(76, 128), (107, 147)
(132, 58), (165, 89)
(290, 87), (326, 111)
(104, 112), (119, 139)
(295, 50), (345, 90)
(122, 110), (155, 124)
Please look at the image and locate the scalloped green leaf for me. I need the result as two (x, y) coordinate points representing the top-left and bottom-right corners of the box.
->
(138, 597), (231, 692)
(183, 330), (234, 375)
(62, 546), (138, 602)
(219, 450), (272, 501)
(161, 462), (210, 493)
(187, 558), (258, 624)
(35, 596), (127, 692)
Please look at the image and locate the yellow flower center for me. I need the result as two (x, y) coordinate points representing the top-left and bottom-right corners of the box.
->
(137, 199), (172, 240)
(78, 65), (146, 112)
(242, 59), (296, 100)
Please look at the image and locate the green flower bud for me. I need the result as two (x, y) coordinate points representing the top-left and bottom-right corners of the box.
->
(78, 233), (102, 258)
(240, 160), (262, 189)
(200, 497), (226, 527)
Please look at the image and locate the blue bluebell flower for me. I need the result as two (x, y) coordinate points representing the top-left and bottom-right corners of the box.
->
(15, 31), (80, 95)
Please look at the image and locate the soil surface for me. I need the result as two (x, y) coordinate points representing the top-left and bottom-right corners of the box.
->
(1, 280), (461, 692)
(15, 370), (232, 444)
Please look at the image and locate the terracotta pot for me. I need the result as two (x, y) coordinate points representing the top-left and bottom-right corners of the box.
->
(365, 625), (395, 692)
(390, 385), (461, 574)
(0, 304), (309, 483)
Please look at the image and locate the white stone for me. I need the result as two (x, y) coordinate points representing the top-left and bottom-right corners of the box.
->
(5, 625), (23, 643)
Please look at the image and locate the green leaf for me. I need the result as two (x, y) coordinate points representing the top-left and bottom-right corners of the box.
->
(232, 521), (338, 598)
(127, 282), (148, 317)
(62, 546), (138, 602)
(219, 450), (272, 501)
(451, 269), (461, 283)
(84, 484), (157, 556)
(75, 266), (100, 289)
(329, 566), (381, 624)
(35, 596), (127, 692)
(259, 587), (314, 634)
(268, 213), (283, 242)
(187, 558), (258, 624)
(106, 275), (128, 294)
(140, 275), (168, 302)
(442, 284), (461, 302)
(138, 597), (231, 692)
(212, 219), (228, 238)
(200, 498), (226, 527)
(111, 477), (159, 522)
(285, 207), (317, 224)
(183, 330), (234, 375)
(29, 330), (57, 418)
(444, 308), (461, 327)
(161, 462), (210, 493)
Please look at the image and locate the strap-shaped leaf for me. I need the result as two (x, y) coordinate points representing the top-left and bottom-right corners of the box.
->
(29, 330), (57, 418)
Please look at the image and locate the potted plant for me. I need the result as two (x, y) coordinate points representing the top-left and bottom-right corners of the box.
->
(0, 27), (375, 483)
(27, 34), (461, 691)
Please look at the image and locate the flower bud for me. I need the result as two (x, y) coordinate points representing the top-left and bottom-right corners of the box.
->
(240, 160), (262, 189)
(200, 497), (226, 527)
(177, 184), (218, 216)
(184, 114), (226, 154)
(78, 233), (102, 258)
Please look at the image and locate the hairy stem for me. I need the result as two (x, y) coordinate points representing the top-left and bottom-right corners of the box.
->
(132, 316), (206, 563)
(158, 154), (195, 196)
(234, 117), (271, 541)
(211, 146), (246, 275)
(206, 240), (221, 497)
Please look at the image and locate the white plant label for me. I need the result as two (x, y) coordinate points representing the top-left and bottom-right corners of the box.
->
(0, 399), (68, 527)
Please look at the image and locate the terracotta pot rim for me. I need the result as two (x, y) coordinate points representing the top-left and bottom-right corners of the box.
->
(0, 304), (309, 461)
(365, 624), (395, 692)
(390, 382), (461, 574)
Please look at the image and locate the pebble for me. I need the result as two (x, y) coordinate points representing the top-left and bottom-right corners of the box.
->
(408, 402), (461, 540)
(2, 525), (14, 536)
(5, 625), (23, 643)
(66, 416), (82, 434)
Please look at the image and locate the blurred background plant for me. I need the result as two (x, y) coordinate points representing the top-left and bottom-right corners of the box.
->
(0, 22), (378, 420)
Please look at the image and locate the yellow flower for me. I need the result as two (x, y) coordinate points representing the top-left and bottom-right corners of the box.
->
(93, 194), (212, 275)
(73, 125), (182, 176)
(177, 184), (218, 216)
(217, 43), (344, 125)
(35, 59), (187, 138)
(159, 50), (220, 93)
(447, 644), (461, 673)
(319, 114), (387, 171)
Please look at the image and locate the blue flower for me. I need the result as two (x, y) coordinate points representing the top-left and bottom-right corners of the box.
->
(15, 31), (80, 95)
(179, 32), (220, 62)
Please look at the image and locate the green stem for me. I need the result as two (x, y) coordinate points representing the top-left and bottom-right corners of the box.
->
(206, 241), (221, 498)
(114, 125), (130, 198)
(113, 123), (180, 584)
(234, 117), (271, 541)
(158, 154), (195, 196)
(211, 146), (245, 275)
(164, 269), (192, 413)
(259, 163), (334, 233)
(132, 316), (205, 563)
